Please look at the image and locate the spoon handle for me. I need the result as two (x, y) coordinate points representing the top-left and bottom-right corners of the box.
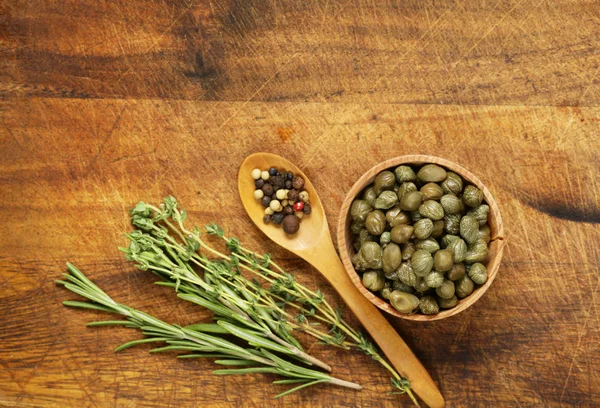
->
(308, 242), (445, 408)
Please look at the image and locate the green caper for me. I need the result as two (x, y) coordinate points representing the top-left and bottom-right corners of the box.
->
(401, 242), (416, 260)
(380, 231), (391, 246)
(438, 295), (458, 309)
(382, 243), (402, 275)
(462, 185), (483, 208)
(390, 224), (414, 244)
(365, 210), (386, 235)
(440, 172), (463, 195)
(351, 253), (361, 269)
(374, 190), (399, 210)
(444, 214), (461, 235)
(436, 280), (455, 299)
(380, 281), (392, 300)
(460, 215), (479, 244)
(373, 171), (396, 195)
(410, 210), (423, 223)
(467, 204), (489, 226)
(441, 234), (460, 248)
(397, 262), (418, 287)
(413, 277), (431, 293)
(447, 238), (467, 263)
(386, 206), (410, 227)
(468, 262), (488, 284)
(455, 275), (475, 298)
(392, 280), (414, 293)
(419, 200), (444, 221)
(465, 239), (488, 263)
(440, 194), (462, 215)
(358, 228), (375, 244)
(396, 182), (417, 201)
(419, 296), (439, 315)
(420, 183), (444, 200)
(358, 241), (383, 269)
(362, 187), (377, 206)
(400, 191), (423, 211)
(431, 220), (444, 239)
(394, 165), (417, 183)
(417, 164), (447, 183)
(350, 221), (363, 235)
(362, 270), (385, 292)
(350, 200), (373, 223)
(389, 290), (420, 314)
(433, 249), (453, 272)
(415, 238), (440, 254)
(478, 224), (491, 244)
(411, 249), (433, 277)
(413, 218), (434, 239)
(447, 263), (466, 281)
(424, 271), (444, 288)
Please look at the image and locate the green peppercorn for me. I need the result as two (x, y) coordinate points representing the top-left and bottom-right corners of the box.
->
(350, 200), (373, 223)
(411, 250), (433, 277)
(362, 270), (385, 292)
(373, 171), (396, 195)
(447, 238), (467, 263)
(440, 172), (463, 195)
(392, 280), (414, 294)
(415, 238), (440, 254)
(462, 185), (483, 208)
(365, 210), (386, 235)
(433, 249), (453, 272)
(396, 182), (417, 201)
(420, 183), (444, 200)
(394, 165), (417, 183)
(401, 242), (416, 260)
(431, 220), (444, 239)
(438, 295), (458, 309)
(460, 215), (479, 244)
(397, 262), (418, 287)
(465, 239), (489, 263)
(382, 243), (402, 276)
(389, 290), (420, 314)
(455, 275), (475, 298)
(467, 204), (490, 226)
(419, 200), (445, 221)
(436, 280), (455, 299)
(374, 190), (399, 210)
(444, 213), (461, 235)
(386, 206), (410, 227)
(362, 187), (377, 206)
(447, 263), (466, 281)
(358, 241), (383, 270)
(419, 296), (440, 315)
(468, 262), (488, 284)
(417, 164), (447, 183)
(380, 231), (391, 246)
(400, 191), (423, 212)
(440, 194), (462, 215)
(424, 271), (444, 288)
(413, 218), (434, 239)
(478, 224), (491, 244)
(390, 224), (414, 244)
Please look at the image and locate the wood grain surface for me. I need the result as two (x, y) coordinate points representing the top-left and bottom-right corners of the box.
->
(1, 1), (599, 407)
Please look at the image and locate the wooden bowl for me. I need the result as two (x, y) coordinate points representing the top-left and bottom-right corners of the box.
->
(336, 155), (505, 321)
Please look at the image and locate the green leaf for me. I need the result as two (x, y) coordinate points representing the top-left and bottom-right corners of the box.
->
(87, 320), (138, 328)
(217, 321), (292, 355)
(274, 379), (327, 399)
(177, 354), (231, 359)
(115, 337), (169, 352)
(62, 300), (115, 314)
(214, 359), (257, 366)
(184, 323), (229, 334)
(213, 367), (279, 376)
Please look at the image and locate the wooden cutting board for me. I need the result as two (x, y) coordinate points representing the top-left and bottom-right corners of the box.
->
(1, 1), (599, 407)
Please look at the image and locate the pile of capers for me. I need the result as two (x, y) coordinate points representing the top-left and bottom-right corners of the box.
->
(350, 163), (491, 315)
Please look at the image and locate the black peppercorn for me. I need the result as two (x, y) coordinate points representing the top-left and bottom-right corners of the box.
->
(262, 183), (274, 197)
(303, 203), (312, 215)
(283, 205), (294, 215)
(285, 180), (293, 189)
(282, 215), (300, 234)
(292, 176), (305, 190)
(261, 196), (271, 207)
(287, 189), (299, 202)
(270, 175), (285, 191)
(269, 167), (278, 176)
(272, 213), (285, 225)
(263, 214), (272, 223)
(286, 172), (294, 181)
(254, 179), (264, 189)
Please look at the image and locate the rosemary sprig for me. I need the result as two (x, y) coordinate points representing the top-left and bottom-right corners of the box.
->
(56, 263), (361, 398)
(125, 197), (416, 403)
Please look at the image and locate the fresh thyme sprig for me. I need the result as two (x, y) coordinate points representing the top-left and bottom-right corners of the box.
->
(56, 262), (361, 398)
(125, 197), (416, 404)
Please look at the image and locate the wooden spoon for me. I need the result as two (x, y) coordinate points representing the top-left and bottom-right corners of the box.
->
(238, 153), (445, 408)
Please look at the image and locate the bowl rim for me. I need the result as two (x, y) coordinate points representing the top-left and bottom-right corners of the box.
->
(336, 154), (506, 321)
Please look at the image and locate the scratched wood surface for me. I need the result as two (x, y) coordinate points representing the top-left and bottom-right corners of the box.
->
(1, 1), (599, 407)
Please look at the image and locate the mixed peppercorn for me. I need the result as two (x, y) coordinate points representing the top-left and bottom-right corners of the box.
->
(252, 167), (311, 234)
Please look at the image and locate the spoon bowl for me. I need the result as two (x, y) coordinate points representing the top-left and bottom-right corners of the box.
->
(239, 153), (445, 408)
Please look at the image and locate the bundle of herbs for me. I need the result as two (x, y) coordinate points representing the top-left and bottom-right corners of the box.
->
(57, 196), (416, 404)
